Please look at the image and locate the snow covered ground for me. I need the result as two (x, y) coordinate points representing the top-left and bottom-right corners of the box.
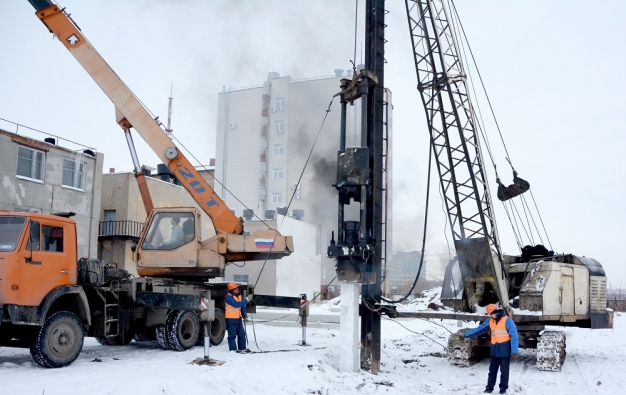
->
(0, 311), (623, 394)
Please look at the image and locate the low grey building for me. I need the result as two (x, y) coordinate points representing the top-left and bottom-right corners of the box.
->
(0, 128), (103, 259)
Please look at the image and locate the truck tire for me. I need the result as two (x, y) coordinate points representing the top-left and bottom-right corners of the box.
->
(210, 308), (226, 346)
(155, 324), (171, 350)
(133, 333), (149, 342)
(95, 331), (134, 346)
(95, 337), (117, 346)
(167, 311), (200, 351)
(30, 311), (84, 368)
(134, 327), (156, 342)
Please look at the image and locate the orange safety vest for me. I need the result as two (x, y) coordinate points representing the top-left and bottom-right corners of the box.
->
(489, 316), (511, 344)
(225, 294), (243, 319)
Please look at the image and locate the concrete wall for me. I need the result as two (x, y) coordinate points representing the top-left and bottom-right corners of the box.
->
(0, 129), (103, 259)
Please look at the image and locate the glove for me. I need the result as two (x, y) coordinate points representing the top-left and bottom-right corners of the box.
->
(459, 334), (466, 340)
(512, 353), (519, 360)
(244, 318), (249, 323)
(246, 294), (254, 302)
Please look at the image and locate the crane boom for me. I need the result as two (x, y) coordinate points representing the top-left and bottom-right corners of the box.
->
(29, 1), (242, 235)
(405, 0), (509, 310)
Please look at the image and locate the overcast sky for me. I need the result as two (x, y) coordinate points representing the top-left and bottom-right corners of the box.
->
(1, 1), (625, 286)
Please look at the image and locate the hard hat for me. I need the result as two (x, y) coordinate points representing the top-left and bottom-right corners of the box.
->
(227, 282), (239, 291)
(485, 304), (498, 314)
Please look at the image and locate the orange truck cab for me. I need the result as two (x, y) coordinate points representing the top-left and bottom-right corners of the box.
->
(0, 211), (92, 368)
(0, 212), (78, 307)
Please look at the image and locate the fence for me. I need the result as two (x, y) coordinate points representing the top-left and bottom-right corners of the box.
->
(607, 289), (626, 312)
(98, 220), (144, 239)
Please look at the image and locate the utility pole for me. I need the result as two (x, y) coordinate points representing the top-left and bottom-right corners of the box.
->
(328, 0), (385, 375)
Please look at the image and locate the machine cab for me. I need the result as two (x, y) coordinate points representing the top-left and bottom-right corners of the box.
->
(135, 207), (225, 278)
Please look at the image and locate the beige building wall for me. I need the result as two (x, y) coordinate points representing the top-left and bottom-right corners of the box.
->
(98, 171), (216, 275)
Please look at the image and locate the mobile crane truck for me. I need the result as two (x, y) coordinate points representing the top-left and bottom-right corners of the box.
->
(0, 0), (298, 368)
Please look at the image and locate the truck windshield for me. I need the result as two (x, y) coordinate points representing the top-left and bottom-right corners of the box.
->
(142, 212), (194, 250)
(0, 216), (26, 252)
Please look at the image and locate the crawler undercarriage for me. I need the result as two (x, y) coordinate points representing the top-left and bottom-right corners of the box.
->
(448, 326), (567, 372)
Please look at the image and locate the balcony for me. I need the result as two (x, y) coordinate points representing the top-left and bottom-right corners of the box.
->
(98, 220), (144, 240)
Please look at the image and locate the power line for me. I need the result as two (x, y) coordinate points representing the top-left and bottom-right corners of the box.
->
(379, 133), (433, 304)
(0, 117), (96, 150)
(253, 96), (337, 289)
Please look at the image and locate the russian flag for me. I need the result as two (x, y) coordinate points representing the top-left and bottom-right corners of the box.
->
(255, 238), (274, 249)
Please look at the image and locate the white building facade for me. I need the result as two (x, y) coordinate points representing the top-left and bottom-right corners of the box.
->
(215, 71), (356, 293)
(215, 70), (395, 298)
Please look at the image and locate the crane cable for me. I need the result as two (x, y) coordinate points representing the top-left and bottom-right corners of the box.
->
(448, 0), (553, 250)
(252, 96), (337, 290)
(170, 134), (272, 229)
(378, 132), (433, 304)
(445, 0), (529, 249)
(448, 0), (514, 172)
(254, 0), (359, 290)
(45, 4), (272, 230)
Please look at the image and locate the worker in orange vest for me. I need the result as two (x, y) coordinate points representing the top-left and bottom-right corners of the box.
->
(225, 282), (253, 353)
(461, 304), (519, 394)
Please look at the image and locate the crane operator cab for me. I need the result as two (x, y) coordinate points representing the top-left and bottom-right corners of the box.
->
(135, 207), (294, 280)
(142, 212), (194, 251)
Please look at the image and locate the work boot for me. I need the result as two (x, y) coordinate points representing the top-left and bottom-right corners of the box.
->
(498, 390), (507, 395)
(483, 389), (493, 394)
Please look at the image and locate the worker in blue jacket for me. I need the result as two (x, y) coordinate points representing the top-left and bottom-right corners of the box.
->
(461, 304), (519, 394)
(224, 282), (253, 353)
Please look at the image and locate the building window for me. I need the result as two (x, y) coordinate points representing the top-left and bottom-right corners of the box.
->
(16, 146), (44, 181)
(272, 167), (283, 179)
(273, 143), (284, 155)
(272, 192), (283, 204)
(233, 274), (249, 284)
(275, 97), (285, 111)
(62, 158), (86, 189)
(274, 121), (284, 135)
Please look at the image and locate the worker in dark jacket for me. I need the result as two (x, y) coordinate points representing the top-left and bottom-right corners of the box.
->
(224, 282), (253, 353)
(461, 304), (519, 394)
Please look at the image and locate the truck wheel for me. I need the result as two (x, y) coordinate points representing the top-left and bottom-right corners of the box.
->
(156, 310), (177, 350)
(95, 326), (134, 346)
(155, 324), (171, 350)
(134, 327), (156, 342)
(210, 308), (226, 346)
(30, 311), (84, 368)
(133, 333), (149, 342)
(112, 331), (134, 345)
(167, 310), (199, 351)
(95, 337), (117, 346)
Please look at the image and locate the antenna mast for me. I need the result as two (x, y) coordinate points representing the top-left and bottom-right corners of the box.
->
(165, 83), (173, 138)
